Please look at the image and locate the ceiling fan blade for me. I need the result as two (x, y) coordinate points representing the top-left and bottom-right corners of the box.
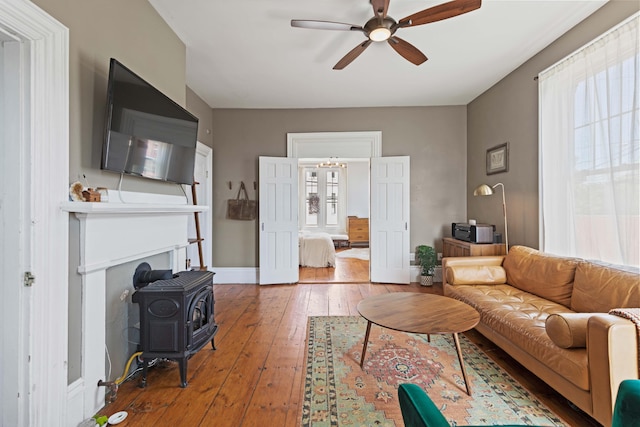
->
(399, 0), (481, 27)
(370, 0), (390, 17)
(291, 19), (363, 32)
(333, 40), (372, 70)
(387, 37), (428, 65)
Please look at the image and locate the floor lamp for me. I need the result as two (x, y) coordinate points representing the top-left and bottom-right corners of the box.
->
(473, 183), (509, 254)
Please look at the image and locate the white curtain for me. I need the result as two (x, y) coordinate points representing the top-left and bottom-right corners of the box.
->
(539, 13), (639, 267)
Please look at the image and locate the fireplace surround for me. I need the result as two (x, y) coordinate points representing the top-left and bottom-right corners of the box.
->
(63, 190), (208, 422)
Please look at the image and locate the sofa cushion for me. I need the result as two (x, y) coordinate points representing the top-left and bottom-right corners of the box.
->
(446, 265), (506, 285)
(571, 261), (640, 313)
(503, 246), (578, 308)
(545, 313), (590, 348)
(445, 283), (589, 391)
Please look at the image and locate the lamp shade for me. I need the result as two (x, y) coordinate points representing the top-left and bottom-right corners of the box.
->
(473, 184), (493, 196)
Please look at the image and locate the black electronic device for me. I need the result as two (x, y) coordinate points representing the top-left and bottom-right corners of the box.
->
(452, 222), (495, 243)
(101, 58), (199, 185)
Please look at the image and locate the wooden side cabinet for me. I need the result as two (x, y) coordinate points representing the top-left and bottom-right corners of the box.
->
(442, 237), (506, 257)
(348, 216), (369, 246)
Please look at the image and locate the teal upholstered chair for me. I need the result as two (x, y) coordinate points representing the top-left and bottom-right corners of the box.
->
(398, 379), (640, 427)
(611, 379), (640, 427)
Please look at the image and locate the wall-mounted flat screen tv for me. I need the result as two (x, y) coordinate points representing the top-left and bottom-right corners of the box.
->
(102, 58), (198, 185)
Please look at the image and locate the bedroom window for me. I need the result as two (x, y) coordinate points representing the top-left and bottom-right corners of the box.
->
(303, 168), (345, 229)
(305, 171), (319, 225)
(326, 171), (339, 226)
(539, 13), (639, 267)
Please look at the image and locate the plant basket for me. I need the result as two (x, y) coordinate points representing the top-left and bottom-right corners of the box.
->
(420, 275), (433, 287)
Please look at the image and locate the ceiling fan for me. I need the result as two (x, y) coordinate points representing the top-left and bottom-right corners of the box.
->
(291, 0), (481, 70)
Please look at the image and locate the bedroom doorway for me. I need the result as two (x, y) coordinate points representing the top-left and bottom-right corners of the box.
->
(286, 132), (410, 285)
(298, 158), (370, 283)
(259, 132), (410, 285)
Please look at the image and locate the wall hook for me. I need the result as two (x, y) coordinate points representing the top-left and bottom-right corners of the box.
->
(253, 181), (256, 190)
(228, 181), (232, 190)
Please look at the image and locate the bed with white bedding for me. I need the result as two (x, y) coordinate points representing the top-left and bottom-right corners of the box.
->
(299, 232), (336, 267)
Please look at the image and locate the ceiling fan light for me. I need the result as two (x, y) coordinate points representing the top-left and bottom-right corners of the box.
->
(369, 27), (391, 42)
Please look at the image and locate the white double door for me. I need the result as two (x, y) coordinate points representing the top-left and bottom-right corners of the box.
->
(259, 156), (410, 285)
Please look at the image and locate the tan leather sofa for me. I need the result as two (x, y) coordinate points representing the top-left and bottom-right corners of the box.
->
(442, 246), (639, 427)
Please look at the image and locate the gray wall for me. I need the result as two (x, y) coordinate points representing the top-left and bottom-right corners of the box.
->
(346, 161), (370, 218)
(34, 0), (188, 195)
(211, 106), (467, 267)
(187, 86), (214, 148)
(467, 0), (639, 250)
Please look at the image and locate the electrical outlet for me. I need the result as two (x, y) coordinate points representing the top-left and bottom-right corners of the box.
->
(437, 252), (443, 261)
(120, 289), (130, 301)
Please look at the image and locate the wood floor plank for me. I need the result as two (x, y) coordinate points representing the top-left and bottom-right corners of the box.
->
(105, 281), (599, 427)
(299, 254), (369, 283)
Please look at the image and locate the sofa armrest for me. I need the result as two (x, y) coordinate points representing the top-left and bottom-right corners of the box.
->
(442, 256), (505, 286)
(588, 314), (639, 425)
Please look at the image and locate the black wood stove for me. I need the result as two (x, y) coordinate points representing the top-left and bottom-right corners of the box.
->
(132, 263), (217, 388)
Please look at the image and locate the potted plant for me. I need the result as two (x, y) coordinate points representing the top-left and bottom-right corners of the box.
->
(415, 245), (437, 286)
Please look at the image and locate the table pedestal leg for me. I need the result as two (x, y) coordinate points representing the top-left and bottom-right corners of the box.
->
(360, 321), (372, 368)
(452, 333), (472, 396)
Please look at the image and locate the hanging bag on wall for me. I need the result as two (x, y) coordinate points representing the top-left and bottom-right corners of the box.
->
(227, 181), (257, 220)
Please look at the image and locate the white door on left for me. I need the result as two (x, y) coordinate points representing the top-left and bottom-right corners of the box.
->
(259, 157), (299, 285)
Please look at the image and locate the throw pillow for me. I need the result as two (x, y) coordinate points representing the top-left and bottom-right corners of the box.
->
(545, 313), (591, 348)
(445, 265), (507, 285)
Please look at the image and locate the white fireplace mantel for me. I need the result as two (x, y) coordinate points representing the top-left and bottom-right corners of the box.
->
(61, 191), (207, 422)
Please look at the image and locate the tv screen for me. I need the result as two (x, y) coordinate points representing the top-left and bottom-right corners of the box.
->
(102, 58), (198, 185)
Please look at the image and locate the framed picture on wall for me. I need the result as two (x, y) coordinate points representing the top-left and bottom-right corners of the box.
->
(486, 142), (509, 175)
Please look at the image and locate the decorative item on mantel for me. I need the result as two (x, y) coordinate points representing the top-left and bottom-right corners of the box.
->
(69, 181), (101, 202)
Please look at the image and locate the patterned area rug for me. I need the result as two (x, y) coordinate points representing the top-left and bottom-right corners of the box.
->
(302, 316), (568, 426)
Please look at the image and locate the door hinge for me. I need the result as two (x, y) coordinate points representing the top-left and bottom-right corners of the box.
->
(24, 271), (35, 287)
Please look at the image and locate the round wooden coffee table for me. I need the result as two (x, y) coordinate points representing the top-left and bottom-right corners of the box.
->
(357, 292), (480, 395)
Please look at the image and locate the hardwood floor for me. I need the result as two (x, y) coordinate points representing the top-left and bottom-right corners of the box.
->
(299, 249), (369, 283)
(105, 282), (600, 426)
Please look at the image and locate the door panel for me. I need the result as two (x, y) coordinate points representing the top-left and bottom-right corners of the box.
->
(259, 157), (299, 284)
(370, 156), (410, 284)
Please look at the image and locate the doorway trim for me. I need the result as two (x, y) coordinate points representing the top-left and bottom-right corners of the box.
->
(0, 1), (69, 425)
(287, 131), (382, 158)
(287, 131), (381, 283)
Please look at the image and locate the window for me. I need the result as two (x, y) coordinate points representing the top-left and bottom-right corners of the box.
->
(302, 167), (345, 230)
(326, 170), (339, 226)
(539, 13), (639, 267)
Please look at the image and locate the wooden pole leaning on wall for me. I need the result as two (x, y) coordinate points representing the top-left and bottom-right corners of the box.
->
(190, 181), (207, 271)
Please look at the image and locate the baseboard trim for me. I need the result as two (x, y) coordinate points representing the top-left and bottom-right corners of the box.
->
(212, 267), (259, 284)
(211, 265), (441, 285)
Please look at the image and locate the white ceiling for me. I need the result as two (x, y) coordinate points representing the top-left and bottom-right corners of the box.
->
(149, 0), (608, 109)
